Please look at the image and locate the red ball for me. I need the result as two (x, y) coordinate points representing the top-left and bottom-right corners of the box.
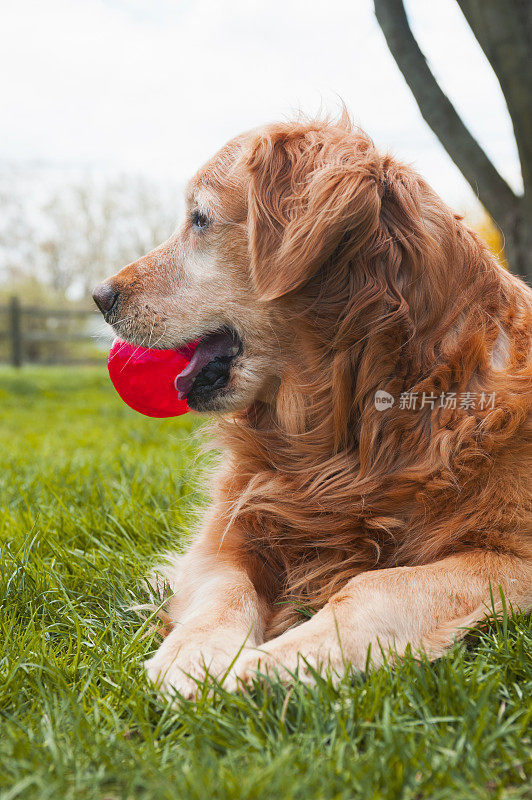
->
(108, 339), (197, 418)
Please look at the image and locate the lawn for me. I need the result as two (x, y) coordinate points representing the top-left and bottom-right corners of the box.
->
(0, 366), (530, 800)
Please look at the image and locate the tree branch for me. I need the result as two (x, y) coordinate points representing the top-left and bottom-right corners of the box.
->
(456, 0), (532, 197)
(373, 0), (519, 228)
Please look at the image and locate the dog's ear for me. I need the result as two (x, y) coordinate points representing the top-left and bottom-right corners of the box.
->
(247, 126), (382, 301)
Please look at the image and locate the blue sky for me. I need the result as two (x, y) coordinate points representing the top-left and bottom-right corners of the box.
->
(1, 0), (522, 211)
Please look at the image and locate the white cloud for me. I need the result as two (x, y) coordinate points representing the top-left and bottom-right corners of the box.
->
(0, 0), (522, 210)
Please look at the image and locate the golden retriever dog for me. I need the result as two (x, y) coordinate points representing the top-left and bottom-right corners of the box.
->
(93, 116), (532, 698)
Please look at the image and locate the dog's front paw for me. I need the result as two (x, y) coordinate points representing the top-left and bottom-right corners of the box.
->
(229, 631), (347, 690)
(228, 646), (291, 688)
(229, 644), (320, 689)
(145, 632), (244, 700)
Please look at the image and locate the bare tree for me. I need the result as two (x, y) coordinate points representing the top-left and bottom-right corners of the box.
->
(0, 173), (181, 301)
(374, 0), (532, 284)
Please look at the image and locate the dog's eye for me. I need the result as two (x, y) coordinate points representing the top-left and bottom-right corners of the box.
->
(191, 210), (209, 231)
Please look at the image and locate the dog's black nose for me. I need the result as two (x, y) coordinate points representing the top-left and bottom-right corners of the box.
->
(92, 282), (118, 315)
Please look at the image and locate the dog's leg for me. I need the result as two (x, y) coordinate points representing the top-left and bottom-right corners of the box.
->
(231, 551), (531, 687)
(144, 524), (267, 699)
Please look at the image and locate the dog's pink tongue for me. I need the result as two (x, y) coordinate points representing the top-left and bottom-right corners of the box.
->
(175, 331), (231, 400)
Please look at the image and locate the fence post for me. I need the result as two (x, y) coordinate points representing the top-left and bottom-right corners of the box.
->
(9, 296), (22, 367)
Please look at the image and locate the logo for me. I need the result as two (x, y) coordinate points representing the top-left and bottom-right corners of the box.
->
(374, 390), (395, 411)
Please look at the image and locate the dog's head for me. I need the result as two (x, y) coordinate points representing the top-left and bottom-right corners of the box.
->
(93, 118), (451, 414)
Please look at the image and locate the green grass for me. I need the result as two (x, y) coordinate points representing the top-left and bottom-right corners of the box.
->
(0, 366), (530, 800)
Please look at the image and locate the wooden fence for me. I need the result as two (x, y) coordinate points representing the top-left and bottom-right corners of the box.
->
(0, 296), (112, 366)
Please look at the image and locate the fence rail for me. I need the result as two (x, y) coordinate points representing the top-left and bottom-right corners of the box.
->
(0, 297), (111, 366)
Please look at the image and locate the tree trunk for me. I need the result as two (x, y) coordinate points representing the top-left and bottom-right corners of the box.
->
(501, 205), (532, 285)
(374, 0), (532, 287)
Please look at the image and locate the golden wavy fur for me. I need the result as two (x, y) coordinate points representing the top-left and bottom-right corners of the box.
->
(96, 116), (532, 696)
(217, 118), (532, 637)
